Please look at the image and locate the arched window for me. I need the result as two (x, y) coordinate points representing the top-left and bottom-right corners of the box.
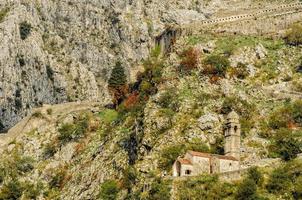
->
(234, 126), (238, 133)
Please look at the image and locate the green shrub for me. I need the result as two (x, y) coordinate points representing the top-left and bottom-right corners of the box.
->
(22, 181), (42, 199)
(268, 128), (301, 161)
(99, 180), (119, 200)
(49, 167), (69, 189)
(15, 156), (34, 174)
(43, 143), (57, 159)
(99, 109), (118, 124)
(210, 137), (225, 155)
(149, 178), (171, 200)
(293, 176), (302, 200)
(58, 115), (89, 144)
(267, 160), (302, 196)
(0, 7), (10, 23)
(32, 111), (43, 118)
(247, 167), (263, 186)
(203, 54), (230, 77)
(158, 88), (179, 111)
(122, 167), (137, 191)
(285, 23), (302, 46)
(176, 175), (235, 199)
(19, 21), (32, 40)
(47, 108), (53, 115)
(158, 144), (185, 170)
(233, 62), (249, 79)
(0, 180), (23, 200)
(266, 166), (291, 194)
(235, 178), (260, 200)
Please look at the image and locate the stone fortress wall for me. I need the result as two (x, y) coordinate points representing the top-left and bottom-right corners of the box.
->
(155, 2), (302, 54)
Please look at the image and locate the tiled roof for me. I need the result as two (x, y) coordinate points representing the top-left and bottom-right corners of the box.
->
(177, 158), (192, 165)
(214, 154), (238, 161)
(188, 151), (211, 158)
(187, 150), (238, 161)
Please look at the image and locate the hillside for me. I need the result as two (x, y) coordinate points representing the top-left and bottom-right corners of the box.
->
(1, 28), (302, 199)
(0, 0), (302, 200)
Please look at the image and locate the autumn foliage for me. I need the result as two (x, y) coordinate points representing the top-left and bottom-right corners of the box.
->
(179, 47), (199, 72)
(124, 92), (140, 109)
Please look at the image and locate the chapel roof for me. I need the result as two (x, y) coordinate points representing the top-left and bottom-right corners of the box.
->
(188, 151), (238, 161)
(177, 158), (192, 165)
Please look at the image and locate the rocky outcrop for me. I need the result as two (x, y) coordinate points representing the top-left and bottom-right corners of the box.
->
(0, 0), (209, 131)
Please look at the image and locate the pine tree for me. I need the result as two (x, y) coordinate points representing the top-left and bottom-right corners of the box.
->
(108, 62), (127, 88)
(108, 62), (128, 106)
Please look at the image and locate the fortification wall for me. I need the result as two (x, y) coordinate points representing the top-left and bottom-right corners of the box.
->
(154, 3), (302, 54)
(200, 10), (302, 35)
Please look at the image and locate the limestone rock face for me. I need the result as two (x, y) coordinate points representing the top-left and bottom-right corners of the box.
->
(0, 0), (216, 131)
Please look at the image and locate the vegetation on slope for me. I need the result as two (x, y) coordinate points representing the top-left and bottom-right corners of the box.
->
(1, 27), (302, 199)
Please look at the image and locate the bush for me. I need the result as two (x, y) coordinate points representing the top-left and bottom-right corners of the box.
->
(43, 143), (57, 159)
(99, 109), (119, 124)
(293, 176), (302, 200)
(179, 47), (199, 73)
(0, 7), (10, 23)
(158, 145), (185, 170)
(19, 22), (32, 40)
(49, 167), (69, 189)
(32, 111), (43, 118)
(176, 175), (235, 199)
(22, 181), (42, 199)
(268, 128), (301, 161)
(58, 115), (89, 144)
(247, 167), (263, 186)
(149, 178), (171, 200)
(0, 180), (23, 200)
(99, 180), (119, 200)
(231, 62), (249, 79)
(267, 160), (302, 196)
(203, 55), (230, 77)
(15, 156), (34, 174)
(235, 178), (260, 200)
(122, 167), (137, 192)
(285, 23), (302, 46)
(157, 88), (179, 111)
(266, 166), (291, 194)
(123, 92), (140, 110)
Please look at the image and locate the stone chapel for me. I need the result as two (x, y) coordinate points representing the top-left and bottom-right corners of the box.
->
(173, 111), (241, 177)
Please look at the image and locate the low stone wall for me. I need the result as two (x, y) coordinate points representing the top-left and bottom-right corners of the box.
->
(0, 101), (100, 148)
(219, 168), (249, 181)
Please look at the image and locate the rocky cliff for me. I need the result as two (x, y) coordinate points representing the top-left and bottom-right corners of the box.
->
(0, 0), (294, 131)
(0, 0), (211, 131)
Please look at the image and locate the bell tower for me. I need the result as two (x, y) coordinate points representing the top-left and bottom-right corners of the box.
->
(224, 111), (241, 160)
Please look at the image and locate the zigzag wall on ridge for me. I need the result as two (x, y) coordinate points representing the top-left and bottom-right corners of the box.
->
(186, 10), (302, 36)
(155, 3), (302, 54)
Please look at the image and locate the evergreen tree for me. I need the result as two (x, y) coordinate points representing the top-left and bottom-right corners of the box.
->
(108, 62), (127, 89)
(108, 62), (128, 106)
